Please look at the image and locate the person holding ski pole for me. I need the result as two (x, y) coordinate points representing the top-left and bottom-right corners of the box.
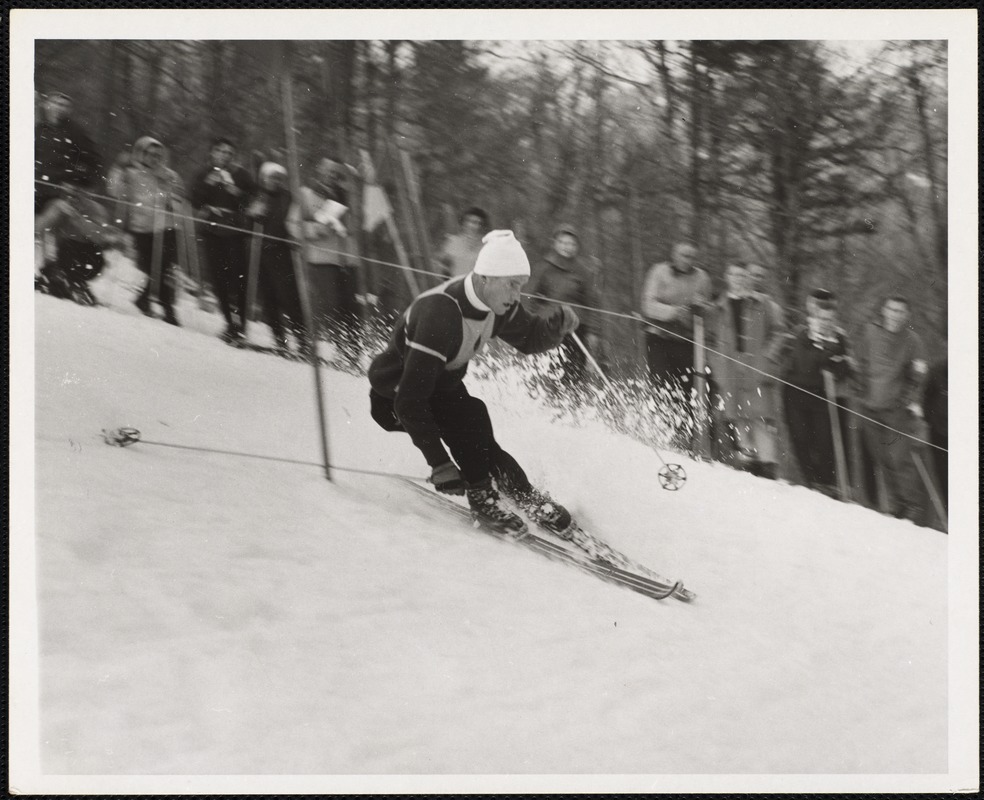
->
(368, 230), (580, 536)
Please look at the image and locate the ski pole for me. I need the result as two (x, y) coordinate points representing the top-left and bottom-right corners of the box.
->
(570, 330), (687, 491)
(911, 450), (948, 532)
(822, 370), (852, 503)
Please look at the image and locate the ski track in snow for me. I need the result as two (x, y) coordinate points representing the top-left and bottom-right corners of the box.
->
(30, 267), (947, 777)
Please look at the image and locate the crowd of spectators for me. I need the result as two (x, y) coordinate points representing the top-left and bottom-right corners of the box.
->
(33, 89), (948, 531)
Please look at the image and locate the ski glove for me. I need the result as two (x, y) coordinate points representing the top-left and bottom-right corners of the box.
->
(430, 461), (466, 495)
(556, 305), (580, 336)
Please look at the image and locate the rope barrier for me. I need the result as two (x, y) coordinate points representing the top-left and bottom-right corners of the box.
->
(99, 427), (424, 482)
(38, 178), (946, 454)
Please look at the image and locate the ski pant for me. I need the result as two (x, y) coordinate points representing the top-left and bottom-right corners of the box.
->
(783, 384), (837, 488)
(369, 385), (533, 492)
(132, 229), (179, 315)
(645, 334), (694, 391)
(203, 234), (248, 332)
(859, 406), (924, 520)
(258, 244), (309, 351)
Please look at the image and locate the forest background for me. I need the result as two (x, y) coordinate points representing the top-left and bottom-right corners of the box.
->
(35, 38), (948, 372)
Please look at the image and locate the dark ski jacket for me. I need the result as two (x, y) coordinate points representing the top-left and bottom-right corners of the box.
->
(781, 324), (851, 394)
(368, 274), (569, 467)
(35, 118), (103, 210)
(190, 163), (255, 237)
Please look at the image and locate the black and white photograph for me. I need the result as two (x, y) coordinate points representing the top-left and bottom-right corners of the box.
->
(8, 7), (979, 795)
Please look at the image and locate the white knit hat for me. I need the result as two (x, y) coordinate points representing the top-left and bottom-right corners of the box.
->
(473, 230), (530, 278)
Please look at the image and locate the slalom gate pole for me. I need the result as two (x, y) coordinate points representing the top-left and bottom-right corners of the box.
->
(245, 222), (263, 334)
(570, 331), (687, 491)
(691, 315), (712, 460)
(822, 370), (852, 503)
(280, 41), (332, 482)
(173, 201), (190, 302)
(911, 450), (948, 532)
(178, 199), (208, 310)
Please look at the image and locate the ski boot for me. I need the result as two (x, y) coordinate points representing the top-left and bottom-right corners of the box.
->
(466, 480), (528, 536)
(512, 488), (574, 540)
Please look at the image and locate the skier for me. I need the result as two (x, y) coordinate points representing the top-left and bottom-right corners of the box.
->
(368, 230), (580, 535)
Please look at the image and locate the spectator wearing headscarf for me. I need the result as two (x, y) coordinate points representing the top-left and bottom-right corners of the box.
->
(246, 162), (309, 356)
(107, 135), (185, 325)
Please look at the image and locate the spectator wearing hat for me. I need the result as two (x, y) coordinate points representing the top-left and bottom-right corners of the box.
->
(708, 263), (787, 479)
(289, 158), (359, 363)
(436, 206), (490, 278)
(191, 137), (255, 344)
(35, 90), (103, 215)
(640, 241), (713, 391)
(780, 289), (853, 494)
(246, 162), (309, 356)
(368, 230), (580, 535)
(853, 294), (928, 521)
(526, 223), (603, 392)
(107, 136), (185, 325)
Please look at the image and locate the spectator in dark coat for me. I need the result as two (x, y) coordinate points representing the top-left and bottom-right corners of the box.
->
(436, 207), (489, 278)
(780, 289), (852, 495)
(35, 91), (103, 214)
(853, 294), (928, 521)
(246, 162), (309, 356)
(191, 137), (255, 344)
(527, 223), (602, 392)
(922, 359), (947, 507)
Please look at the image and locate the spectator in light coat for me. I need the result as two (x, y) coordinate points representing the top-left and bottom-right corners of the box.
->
(289, 158), (359, 362)
(107, 136), (185, 325)
(853, 294), (928, 521)
(640, 242), (712, 391)
(526, 223), (603, 392)
(708, 264), (787, 479)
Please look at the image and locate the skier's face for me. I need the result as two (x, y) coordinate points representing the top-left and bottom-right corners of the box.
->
(477, 274), (528, 315)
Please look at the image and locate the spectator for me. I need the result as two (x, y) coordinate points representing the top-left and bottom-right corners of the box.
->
(708, 264), (787, 479)
(290, 158), (358, 363)
(922, 358), (948, 508)
(191, 136), (255, 344)
(780, 288), (852, 495)
(640, 242), (712, 391)
(107, 136), (185, 326)
(526, 223), (603, 393)
(853, 295), (928, 521)
(35, 90), (103, 214)
(247, 162), (309, 356)
(34, 184), (123, 305)
(436, 206), (489, 278)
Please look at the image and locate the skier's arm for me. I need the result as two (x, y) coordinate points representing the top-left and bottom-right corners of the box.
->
(495, 301), (572, 355)
(392, 297), (463, 467)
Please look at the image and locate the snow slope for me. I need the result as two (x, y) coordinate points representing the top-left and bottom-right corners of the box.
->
(14, 275), (968, 792)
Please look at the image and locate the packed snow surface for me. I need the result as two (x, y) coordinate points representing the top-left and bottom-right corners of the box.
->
(26, 278), (951, 788)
